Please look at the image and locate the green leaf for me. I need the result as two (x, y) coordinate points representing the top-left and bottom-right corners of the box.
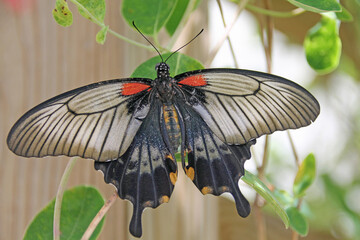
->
(96, 25), (109, 44)
(122, 0), (177, 36)
(242, 170), (289, 228)
(321, 174), (360, 237)
(293, 153), (316, 197)
(52, 0), (73, 27)
(287, 0), (341, 13)
(75, 0), (106, 24)
(286, 207), (309, 236)
(335, 6), (353, 22)
(273, 189), (295, 208)
(24, 186), (105, 240)
(304, 16), (342, 74)
(165, 0), (190, 36)
(165, 0), (201, 36)
(130, 52), (204, 79)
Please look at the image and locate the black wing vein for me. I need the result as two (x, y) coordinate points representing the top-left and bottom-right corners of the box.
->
(175, 69), (320, 145)
(7, 78), (153, 162)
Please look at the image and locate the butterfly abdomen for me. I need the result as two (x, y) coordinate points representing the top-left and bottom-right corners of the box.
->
(163, 104), (181, 152)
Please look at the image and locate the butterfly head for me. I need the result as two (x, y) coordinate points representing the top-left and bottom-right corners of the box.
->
(155, 62), (170, 79)
(154, 62), (176, 101)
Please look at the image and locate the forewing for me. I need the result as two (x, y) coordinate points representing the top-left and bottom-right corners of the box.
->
(7, 78), (153, 162)
(95, 100), (177, 238)
(175, 101), (255, 217)
(176, 69), (320, 144)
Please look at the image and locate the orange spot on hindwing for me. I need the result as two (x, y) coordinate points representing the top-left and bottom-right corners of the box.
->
(178, 75), (207, 87)
(159, 196), (169, 203)
(166, 154), (175, 162)
(201, 186), (213, 194)
(185, 167), (195, 181)
(169, 171), (178, 185)
(122, 82), (151, 95)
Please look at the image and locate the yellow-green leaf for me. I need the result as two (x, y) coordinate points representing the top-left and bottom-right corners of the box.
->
(293, 153), (316, 197)
(52, 0), (73, 27)
(304, 16), (342, 74)
(96, 25), (109, 44)
(74, 0), (106, 24)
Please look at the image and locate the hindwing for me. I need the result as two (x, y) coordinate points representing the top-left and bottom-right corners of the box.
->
(95, 99), (177, 238)
(175, 101), (256, 217)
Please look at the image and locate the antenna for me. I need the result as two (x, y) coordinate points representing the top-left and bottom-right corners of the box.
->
(132, 21), (204, 63)
(164, 29), (204, 63)
(132, 21), (164, 62)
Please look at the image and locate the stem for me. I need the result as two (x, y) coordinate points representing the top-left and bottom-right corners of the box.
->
(69, 0), (152, 50)
(258, 136), (270, 179)
(205, 0), (249, 67)
(246, 4), (306, 18)
(215, 0), (239, 68)
(81, 191), (118, 240)
(292, 230), (299, 240)
(254, 196), (267, 240)
(254, 135), (269, 240)
(287, 131), (300, 167)
(258, 0), (273, 73)
(107, 28), (153, 50)
(53, 157), (78, 240)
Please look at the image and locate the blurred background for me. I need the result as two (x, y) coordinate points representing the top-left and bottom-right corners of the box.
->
(1, 0), (359, 239)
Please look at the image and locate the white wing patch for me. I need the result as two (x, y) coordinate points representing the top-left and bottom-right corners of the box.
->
(7, 79), (152, 162)
(68, 84), (125, 114)
(176, 69), (320, 145)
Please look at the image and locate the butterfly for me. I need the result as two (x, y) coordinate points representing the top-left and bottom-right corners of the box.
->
(7, 29), (320, 238)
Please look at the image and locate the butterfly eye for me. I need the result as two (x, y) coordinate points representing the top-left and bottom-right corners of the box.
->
(155, 63), (160, 70)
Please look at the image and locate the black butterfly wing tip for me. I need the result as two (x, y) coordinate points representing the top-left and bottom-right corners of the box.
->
(129, 205), (144, 238)
(232, 191), (251, 218)
(235, 200), (251, 218)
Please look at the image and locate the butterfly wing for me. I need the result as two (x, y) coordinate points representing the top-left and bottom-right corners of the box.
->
(176, 69), (320, 145)
(95, 99), (177, 238)
(175, 101), (255, 217)
(7, 78), (153, 162)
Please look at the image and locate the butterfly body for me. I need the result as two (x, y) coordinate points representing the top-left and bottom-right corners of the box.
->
(162, 103), (181, 152)
(7, 61), (320, 238)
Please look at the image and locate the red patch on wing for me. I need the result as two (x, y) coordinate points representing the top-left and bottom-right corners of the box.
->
(122, 83), (151, 96)
(178, 75), (207, 87)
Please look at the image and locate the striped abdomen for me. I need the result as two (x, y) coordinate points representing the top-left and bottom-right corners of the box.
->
(163, 104), (181, 152)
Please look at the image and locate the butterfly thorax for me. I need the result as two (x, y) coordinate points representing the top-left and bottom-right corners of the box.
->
(154, 62), (176, 102)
